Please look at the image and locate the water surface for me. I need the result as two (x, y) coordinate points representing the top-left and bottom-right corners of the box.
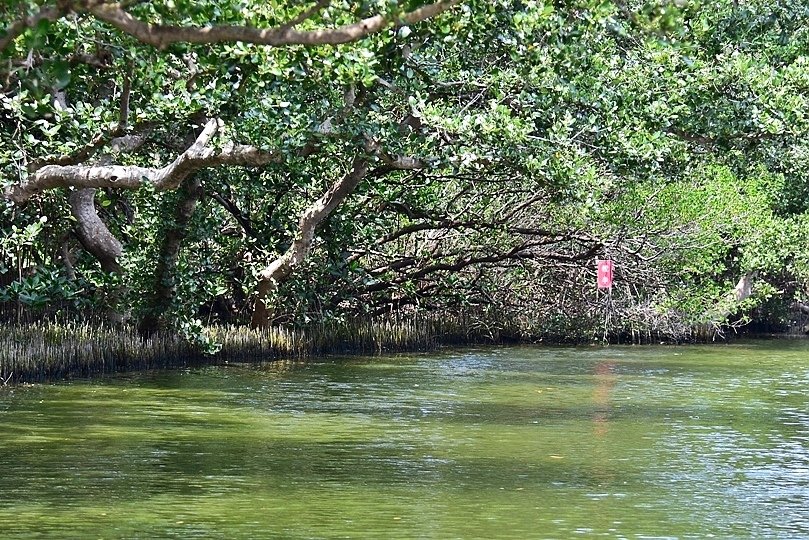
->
(1, 342), (808, 538)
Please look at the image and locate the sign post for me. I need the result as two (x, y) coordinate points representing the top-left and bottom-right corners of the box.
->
(597, 259), (613, 289)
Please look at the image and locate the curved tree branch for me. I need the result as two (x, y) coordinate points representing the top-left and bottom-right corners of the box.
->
(250, 151), (429, 327)
(251, 156), (370, 327)
(68, 188), (123, 274)
(0, 3), (67, 52)
(85, 0), (462, 49)
(360, 239), (602, 295)
(4, 119), (281, 203)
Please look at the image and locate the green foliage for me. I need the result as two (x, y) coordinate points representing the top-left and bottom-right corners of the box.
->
(2, 0), (809, 341)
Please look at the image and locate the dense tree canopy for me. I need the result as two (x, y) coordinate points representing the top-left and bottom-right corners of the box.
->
(2, 0), (808, 342)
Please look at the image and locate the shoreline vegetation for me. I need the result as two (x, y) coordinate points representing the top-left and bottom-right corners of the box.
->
(0, 318), (475, 384)
(2, 316), (806, 384)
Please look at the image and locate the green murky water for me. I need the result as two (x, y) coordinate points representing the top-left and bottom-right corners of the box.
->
(1, 342), (808, 538)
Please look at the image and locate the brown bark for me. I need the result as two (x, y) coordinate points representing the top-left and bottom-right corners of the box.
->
(138, 175), (204, 337)
(250, 157), (369, 327)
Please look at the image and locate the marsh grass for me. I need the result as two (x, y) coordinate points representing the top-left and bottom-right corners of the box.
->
(0, 323), (191, 384)
(0, 317), (480, 383)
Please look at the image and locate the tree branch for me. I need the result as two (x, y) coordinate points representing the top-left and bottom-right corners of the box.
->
(85, 0), (462, 49)
(138, 174), (205, 336)
(0, 4), (67, 52)
(30, 76), (135, 169)
(209, 189), (258, 240)
(5, 119), (282, 203)
(68, 188), (123, 274)
(251, 155), (370, 326)
(280, 0), (331, 30)
(250, 149), (429, 326)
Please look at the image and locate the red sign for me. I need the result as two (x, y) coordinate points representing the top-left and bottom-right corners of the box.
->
(597, 259), (613, 289)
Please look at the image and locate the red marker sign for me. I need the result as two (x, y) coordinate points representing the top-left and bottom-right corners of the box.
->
(597, 260), (613, 289)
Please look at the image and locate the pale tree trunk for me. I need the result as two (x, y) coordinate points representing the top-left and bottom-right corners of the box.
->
(5, 119), (280, 204)
(138, 175), (204, 337)
(251, 157), (368, 327)
(69, 188), (123, 274)
(68, 187), (127, 322)
(703, 271), (758, 333)
(731, 271), (756, 304)
(1, 1), (460, 52)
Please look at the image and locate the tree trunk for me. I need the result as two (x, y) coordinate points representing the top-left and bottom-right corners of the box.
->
(250, 157), (368, 327)
(138, 175), (204, 337)
(730, 271), (756, 304)
(69, 188), (123, 274)
(69, 188), (129, 322)
(703, 271), (758, 331)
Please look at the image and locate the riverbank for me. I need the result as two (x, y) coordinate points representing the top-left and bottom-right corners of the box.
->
(2, 318), (805, 384)
(0, 318), (485, 384)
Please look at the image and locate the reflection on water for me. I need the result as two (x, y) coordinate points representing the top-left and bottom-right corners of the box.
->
(592, 361), (616, 438)
(0, 341), (807, 538)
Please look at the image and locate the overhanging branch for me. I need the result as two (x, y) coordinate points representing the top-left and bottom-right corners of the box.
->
(250, 150), (429, 327)
(2, 1), (461, 53)
(0, 4), (67, 52)
(85, 0), (462, 49)
(4, 119), (282, 203)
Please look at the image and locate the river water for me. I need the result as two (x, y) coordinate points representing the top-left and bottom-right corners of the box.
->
(0, 341), (807, 538)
